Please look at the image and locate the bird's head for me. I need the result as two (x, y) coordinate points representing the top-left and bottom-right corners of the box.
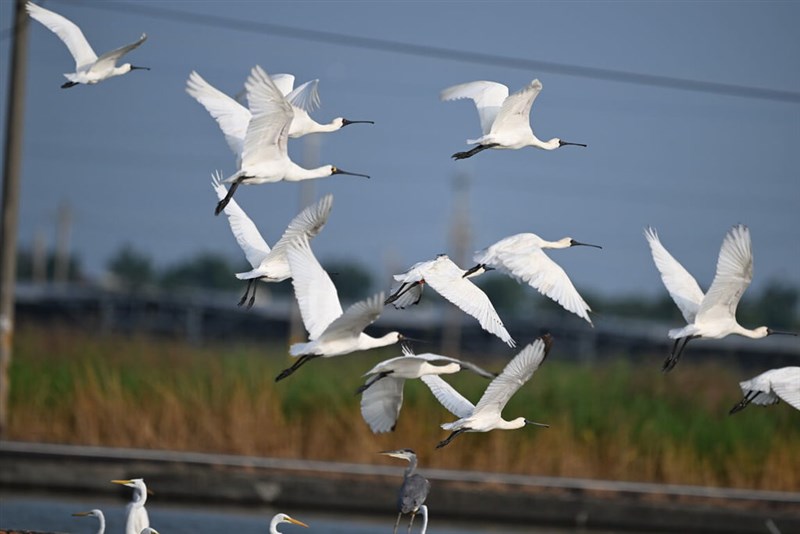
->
(567, 237), (602, 249)
(555, 138), (587, 148)
(72, 510), (102, 518)
(522, 418), (550, 429)
(380, 448), (417, 462)
(763, 327), (798, 338)
(329, 165), (370, 179)
(272, 514), (308, 529)
(337, 117), (375, 129)
(122, 63), (150, 73)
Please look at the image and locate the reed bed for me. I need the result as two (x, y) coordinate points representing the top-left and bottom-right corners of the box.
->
(8, 326), (799, 491)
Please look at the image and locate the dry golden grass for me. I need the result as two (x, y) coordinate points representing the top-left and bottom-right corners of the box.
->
(8, 325), (800, 490)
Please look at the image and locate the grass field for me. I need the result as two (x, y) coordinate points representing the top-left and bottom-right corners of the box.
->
(8, 325), (799, 491)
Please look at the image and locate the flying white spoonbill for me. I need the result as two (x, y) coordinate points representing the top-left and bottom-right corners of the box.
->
(385, 254), (515, 347)
(73, 509), (105, 534)
(212, 66), (369, 215)
(111, 478), (149, 534)
(464, 233), (601, 325)
(441, 78), (586, 159)
(275, 236), (406, 381)
(422, 334), (553, 448)
(212, 174), (333, 307)
(269, 513), (309, 533)
(359, 344), (496, 433)
(186, 71), (372, 155)
(729, 367), (800, 415)
(26, 2), (148, 88)
(645, 225), (797, 372)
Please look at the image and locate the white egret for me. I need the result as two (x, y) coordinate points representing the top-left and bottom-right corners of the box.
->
(441, 78), (585, 159)
(186, 71), (372, 152)
(140, 529), (160, 534)
(188, 67), (368, 215)
(417, 505), (428, 534)
(212, 174), (333, 307)
(422, 334), (553, 448)
(359, 344), (496, 433)
(729, 367), (800, 414)
(72, 509), (105, 534)
(269, 513), (309, 533)
(644, 225), (797, 372)
(380, 449), (430, 534)
(26, 2), (148, 88)
(463, 233), (601, 325)
(111, 478), (149, 534)
(275, 236), (405, 381)
(385, 254), (515, 347)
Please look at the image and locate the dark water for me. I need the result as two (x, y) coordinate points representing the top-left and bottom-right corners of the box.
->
(0, 494), (606, 534)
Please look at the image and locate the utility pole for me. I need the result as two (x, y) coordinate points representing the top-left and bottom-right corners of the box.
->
(54, 201), (73, 285)
(0, 0), (29, 438)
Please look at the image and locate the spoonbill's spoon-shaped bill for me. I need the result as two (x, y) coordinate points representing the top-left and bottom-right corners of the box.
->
(729, 367), (800, 415)
(186, 71), (373, 157)
(465, 233), (600, 325)
(385, 254), (515, 347)
(359, 344), (496, 433)
(270, 513), (309, 533)
(213, 66), (369, 215)
(275, 236), (404, 381)
(422, 334), (553, 448)
(644, 225), (797, 372)
(212, 173), (333, 307)
(441, 78), (585, 159)
(26, 2), (148, 88)
(110, 479), (149, 534)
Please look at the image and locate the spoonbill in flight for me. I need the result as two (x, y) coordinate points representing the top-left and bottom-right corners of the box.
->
(212, 174), (333, 307)
(26, 2), (148, 88)
(275, 236), (405, 381)
(380, 449), (430, 534)
(359, 344), (495, 433)
(269, 513), (309, 533)
(422, 334), (553, 448)
(186, 71), (372, 154)
(463, 233), (601, 325)
(111, 479), (149, 534)
(645, 225), (797, 372)
(441, 78), (586, 159)
(729, 367), (800, 414)
(209, 66), (369, 215)
(385, 254), (515, 347)
(72, 510), (105, 534)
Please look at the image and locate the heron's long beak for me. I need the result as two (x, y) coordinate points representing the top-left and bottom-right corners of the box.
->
(570, 240), (602, 249)
(111, 479), (132, 486)
(72, 512), (92, 517)
(524, 419), (550, 428)
(342, 119), (374, 126)
(286, 517), (309, 528)
(130, 65), (150, 71)
(559, 140), (587, 147)
(332, 167), (370, 179)
(767, 329), (798, 336)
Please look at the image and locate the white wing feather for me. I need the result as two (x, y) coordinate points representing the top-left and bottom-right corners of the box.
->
(473, 338), (547, 417)
(696, 225), (753, 323)
(286, 236), (342, 340)
(440, 80), (509, 136)
(270, 73), (296, 96)
(644, 227), (705, 323)
(26, 2), (97, 68)
(187, 71), (251, 158)
(91, 34), (147, 72)
(320, 293), (385, 341)
(489, 79), (542, 136)
(211, 172), (270, 268)
(286, 79), (321, 113)
(270, 194), (333, 255)
(420, 375), (475, 419)
(360, 376), (405, 433)
(241, 65), (294, 167)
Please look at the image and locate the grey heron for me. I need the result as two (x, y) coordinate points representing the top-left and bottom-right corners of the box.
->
(380, 449), (430, 534)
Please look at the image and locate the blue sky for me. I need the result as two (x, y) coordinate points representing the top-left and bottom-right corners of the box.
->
(2, 0), (799, 298)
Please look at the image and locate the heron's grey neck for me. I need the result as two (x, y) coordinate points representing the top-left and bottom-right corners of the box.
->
(404, 455), (418, 478)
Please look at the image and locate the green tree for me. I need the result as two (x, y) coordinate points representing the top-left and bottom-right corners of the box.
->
(322, 260), (373, 301)
(160, 252), (241, 291)
(107, 244), (154, 291)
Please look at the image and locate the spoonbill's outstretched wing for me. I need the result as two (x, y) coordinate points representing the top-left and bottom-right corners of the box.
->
(270, 194), (333, 254)
(320, 293), (385, 344)
(420, 375), (475, 419)
(696, 224), (753, 324)
(187, 71), (250, 158)
(489, 79), (542, 136)
(361, 376), (405, 433)
(92, 34), (147, 72)
(240, 65), (294, 168)
(26, 2), (97, 68)
(286, 236), (342, 340)
(731, 367), (800, 414)
(644, 227), (705, 323)
(440, 80), (509, 136)
(286, 79), (321, 113)
(211, 172), (270, 269)
(270, 73), (296, 96)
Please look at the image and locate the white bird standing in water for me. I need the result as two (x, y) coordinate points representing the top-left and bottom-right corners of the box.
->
(385, 254), (515, 347)
(464, 233), (601, 325)
(186, 71), (372, 154)
(441, 78), (586, 159)
(111, 479), (149, 534)
(26, 2), (148, 88)
(422, 335), (553, 448)
(645, 225), (797, 372)
(729, 367), (800, 414)
(72, 510), (105, 534)
(208, 66), (369, 215)
(359, 345), (496, 433)
(380, 449), (430, 534)
(212, 174), (333, 307)
(269, 513), (309, 533)
(275, 236), (406, 381)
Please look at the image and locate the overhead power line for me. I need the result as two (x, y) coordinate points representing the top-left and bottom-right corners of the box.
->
(50, 0), (800, 104)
